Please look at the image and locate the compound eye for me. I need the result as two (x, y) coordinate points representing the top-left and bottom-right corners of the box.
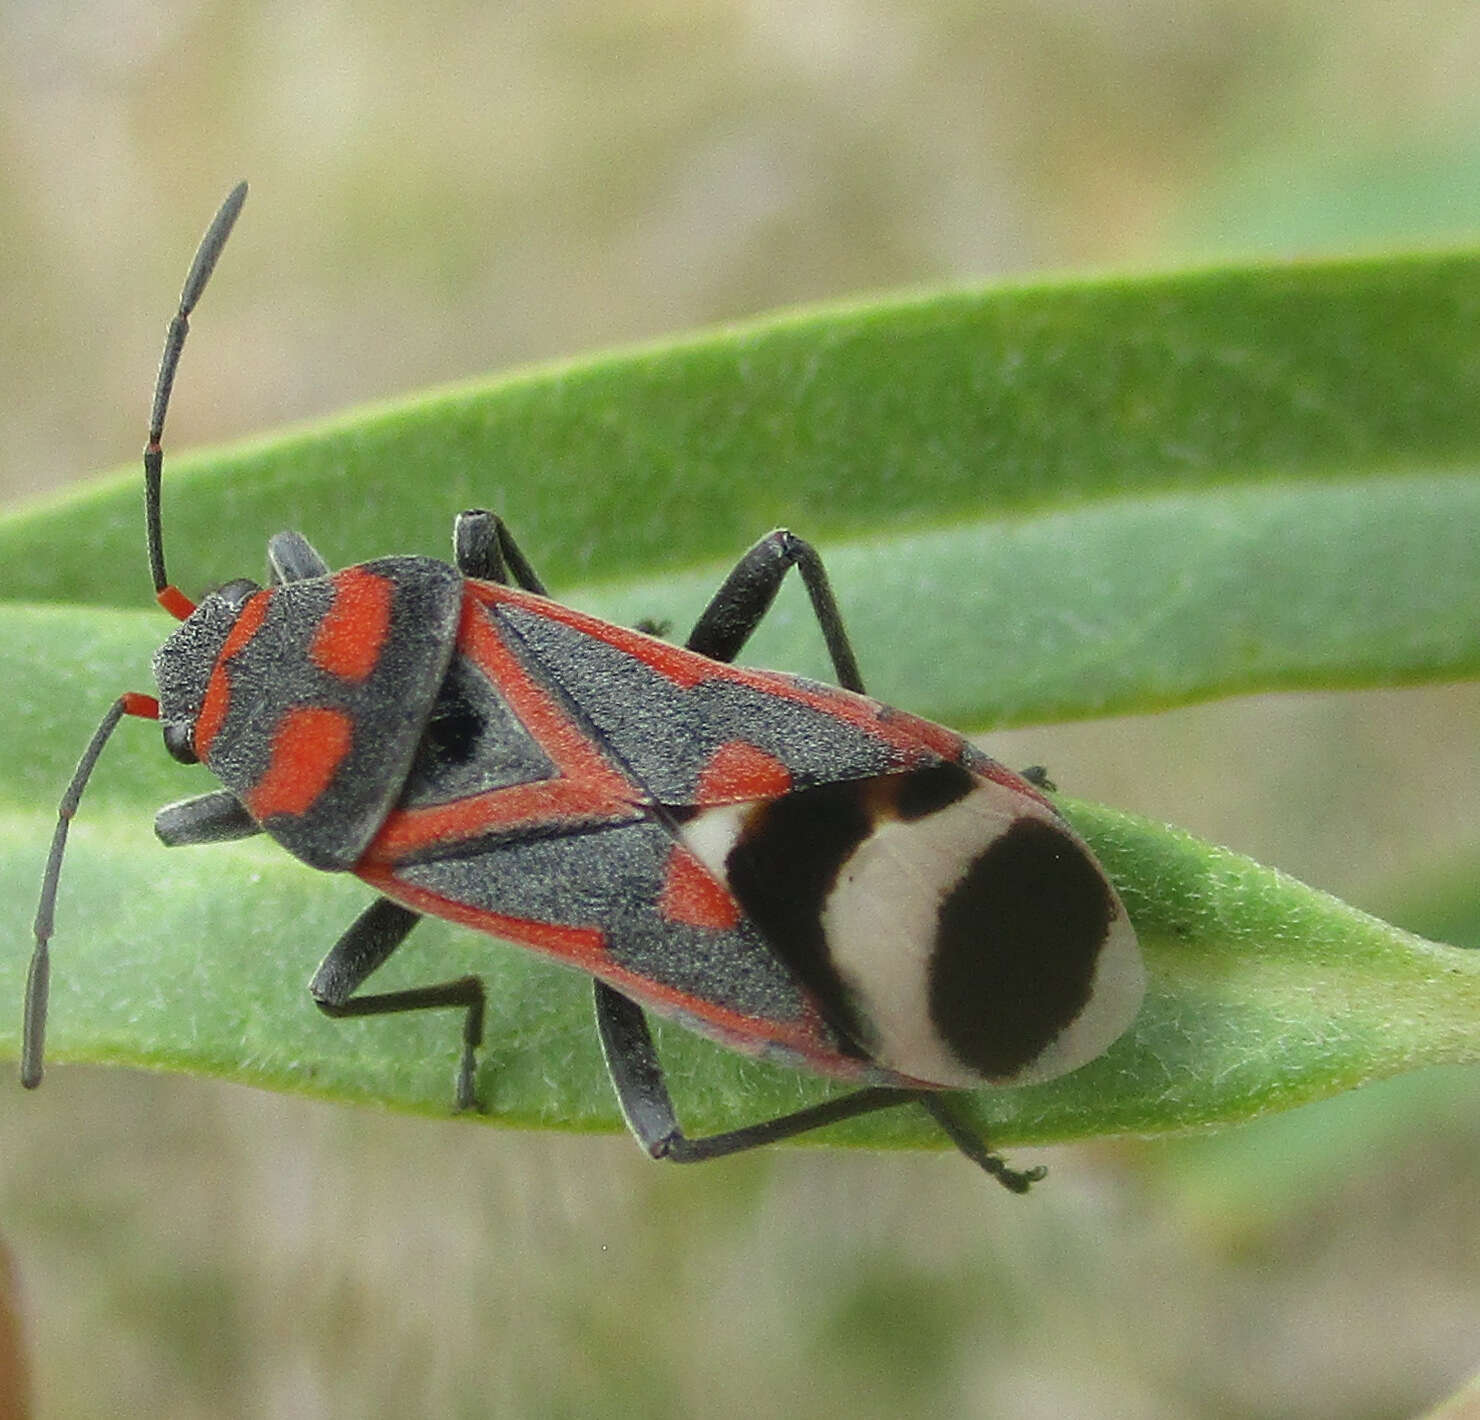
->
(216, 578), (260, 609)
(163, 720), (198, 765)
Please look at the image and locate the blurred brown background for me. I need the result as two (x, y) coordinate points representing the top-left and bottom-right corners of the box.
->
(3, 3), (1479, 1416)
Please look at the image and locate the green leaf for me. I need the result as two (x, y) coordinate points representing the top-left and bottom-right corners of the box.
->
(2, 250), (1478, 1154)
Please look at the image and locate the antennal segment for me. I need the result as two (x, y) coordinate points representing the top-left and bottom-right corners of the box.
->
(145, 181), (248, 612)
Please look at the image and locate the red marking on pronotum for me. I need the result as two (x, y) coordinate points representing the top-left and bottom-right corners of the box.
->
(694, 741), (792, 802)
(246, 705), (353, 820)
(659, 846), (740, 929)
(194, 590), (273, 759)
(310, 568), (393, 683)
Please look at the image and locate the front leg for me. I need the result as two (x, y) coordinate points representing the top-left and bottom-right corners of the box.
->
(155, 790), (261, 845)
(310, 896), (486, 1110)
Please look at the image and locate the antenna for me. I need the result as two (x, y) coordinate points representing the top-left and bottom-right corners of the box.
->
(21, 693), (160, 1087)
(145, 181), (248, 617)
(22, 184), (248, 1086)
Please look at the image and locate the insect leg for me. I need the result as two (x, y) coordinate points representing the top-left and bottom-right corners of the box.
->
(310, 897), (486, 1110)
(597, 982), (1036, 1189)
(266, 531), (331, 584)
(684, 529), (863, 691)
(594, 979), (926, 1161)
(916, 1095), (1046, 1194)
(452, 510), (548, 594)
(154, 790), (262, 845)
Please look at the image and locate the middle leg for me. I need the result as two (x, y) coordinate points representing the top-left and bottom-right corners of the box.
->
(310, 896), (486, 1110)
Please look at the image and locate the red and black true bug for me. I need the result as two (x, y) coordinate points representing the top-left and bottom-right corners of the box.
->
(22, 186), (1144, 1191)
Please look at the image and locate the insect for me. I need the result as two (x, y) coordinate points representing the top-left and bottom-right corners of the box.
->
(21, 185), (1144, 1191)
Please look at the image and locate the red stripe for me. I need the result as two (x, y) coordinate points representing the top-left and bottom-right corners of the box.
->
(357, 861), (883, 1081)
(658, 845), (740, 929)
(368, 780), (642, 861)
(468, 580), (714, 688)
(874, 704), (966, 760)
(357, 863), (609, 965)
(467, 580), (956, 764)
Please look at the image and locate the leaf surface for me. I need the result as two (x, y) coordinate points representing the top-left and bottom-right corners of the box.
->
(3, 250), (1478, 1150)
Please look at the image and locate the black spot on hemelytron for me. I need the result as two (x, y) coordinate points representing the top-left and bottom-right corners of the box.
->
(891, 761), (974, 821)
(928, 817), (1113, 1079)
(399, 650), (557, 810)
(724, 780), (877, 1057)
(423, 686), (484, 765)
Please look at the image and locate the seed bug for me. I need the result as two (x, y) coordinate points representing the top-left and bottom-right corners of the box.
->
(22, 186), (1144, 1191)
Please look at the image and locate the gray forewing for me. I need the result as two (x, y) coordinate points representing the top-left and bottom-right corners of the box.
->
(496, 604), (902, 801)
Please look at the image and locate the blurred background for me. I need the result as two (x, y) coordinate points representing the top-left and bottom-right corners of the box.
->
(3, 2), (1480, 1416)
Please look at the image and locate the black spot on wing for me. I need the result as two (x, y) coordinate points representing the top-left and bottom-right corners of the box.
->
(724, 780), (876, 1058)
(893, 761), (974, 820)
(928, 817), (1113, 1079)
(399, 653), (556, 808)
